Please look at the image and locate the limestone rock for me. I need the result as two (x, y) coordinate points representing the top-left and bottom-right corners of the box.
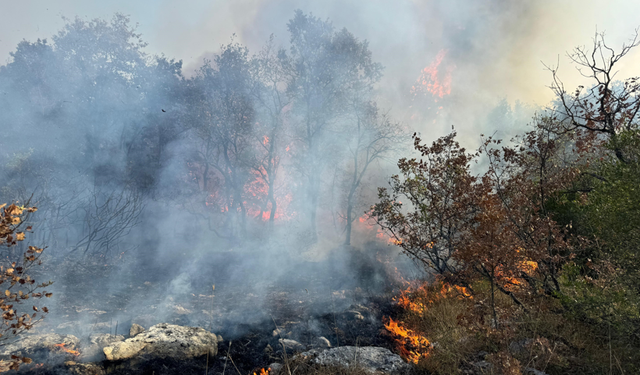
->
(0, 333), (79, 357)
(103, 323), (217, 361)
(303, 346), (410, 375)
(103, 340), (146, 361)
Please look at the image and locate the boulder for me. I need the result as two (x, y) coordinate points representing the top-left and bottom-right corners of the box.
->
(302, 346), (410, 375)
(79, 334), (124, 362)
(103, 323), (217, 361)
(129, 323), (145, 337)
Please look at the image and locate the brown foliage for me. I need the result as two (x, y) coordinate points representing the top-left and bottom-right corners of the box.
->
(370, 132), (478, 275)
(372, 120), (583, 327)
(0, 202), (51, 372)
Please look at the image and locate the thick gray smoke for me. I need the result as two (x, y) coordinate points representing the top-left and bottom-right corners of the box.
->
(0, 10), (417, 340)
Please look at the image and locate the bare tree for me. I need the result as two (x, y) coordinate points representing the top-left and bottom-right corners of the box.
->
(67, 187), (143, 258)
(342, 102), (405, 245)
(547, 29), (640, 163)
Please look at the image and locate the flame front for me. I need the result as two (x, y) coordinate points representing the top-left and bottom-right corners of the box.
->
(385, 280), (473, 364)
(384, 317), (430, 364)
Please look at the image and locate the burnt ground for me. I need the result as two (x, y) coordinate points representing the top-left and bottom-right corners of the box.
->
(14, 243), (417, 373)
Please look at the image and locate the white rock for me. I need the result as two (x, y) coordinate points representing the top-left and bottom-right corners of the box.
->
(103, 323), (218, 361)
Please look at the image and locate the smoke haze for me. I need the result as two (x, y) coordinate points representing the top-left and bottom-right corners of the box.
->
(0, 0), (638, 343)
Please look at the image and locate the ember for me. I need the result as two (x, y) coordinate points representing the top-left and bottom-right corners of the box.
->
(54, 343), (80, 356)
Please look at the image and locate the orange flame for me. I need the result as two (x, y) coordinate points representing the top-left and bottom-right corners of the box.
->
(54, 343), (80, 356)
(254, 368), (270, 375)
(411, 49), (454, 100)
(386, 280), (473, 364)
(499, 260), (539, 291)
(384, 317), (430, 364)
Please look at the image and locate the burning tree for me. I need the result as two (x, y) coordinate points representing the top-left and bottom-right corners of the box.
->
(0, 203), (52, 372)
(373, 124), (578, 326)
(249, 37), (294, 226)
(189, 41), (256, 240)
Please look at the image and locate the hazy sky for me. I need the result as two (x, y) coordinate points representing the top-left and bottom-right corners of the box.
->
(2, 0), (639, 139)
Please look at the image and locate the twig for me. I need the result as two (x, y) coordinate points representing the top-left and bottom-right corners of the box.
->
(206, 285), (215, 375)
(222, 341), (231, 375)
(228, 353), (242, 375)
(270, 315), (292, 375)
(331, 292), (340, 347)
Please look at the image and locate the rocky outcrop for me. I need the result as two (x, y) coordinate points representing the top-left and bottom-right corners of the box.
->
(102, 340), (146, 361)
(301, 346), (410, 375)
(102, 323), (218, 361)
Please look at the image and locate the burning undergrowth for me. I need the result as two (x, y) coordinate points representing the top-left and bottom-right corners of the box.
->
(0, 238), (420, 373)
(382, 279), (474, 366)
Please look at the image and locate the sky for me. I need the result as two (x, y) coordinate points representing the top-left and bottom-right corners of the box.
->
(2, 0), (640, 142)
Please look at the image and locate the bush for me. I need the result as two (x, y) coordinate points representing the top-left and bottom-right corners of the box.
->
(0, 202), (52, 372)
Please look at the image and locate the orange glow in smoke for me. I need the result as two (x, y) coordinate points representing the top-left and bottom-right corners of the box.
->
(356, 213), (399, 243)
(244, 167), (294, 221)
(411, 49), (454, 100)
